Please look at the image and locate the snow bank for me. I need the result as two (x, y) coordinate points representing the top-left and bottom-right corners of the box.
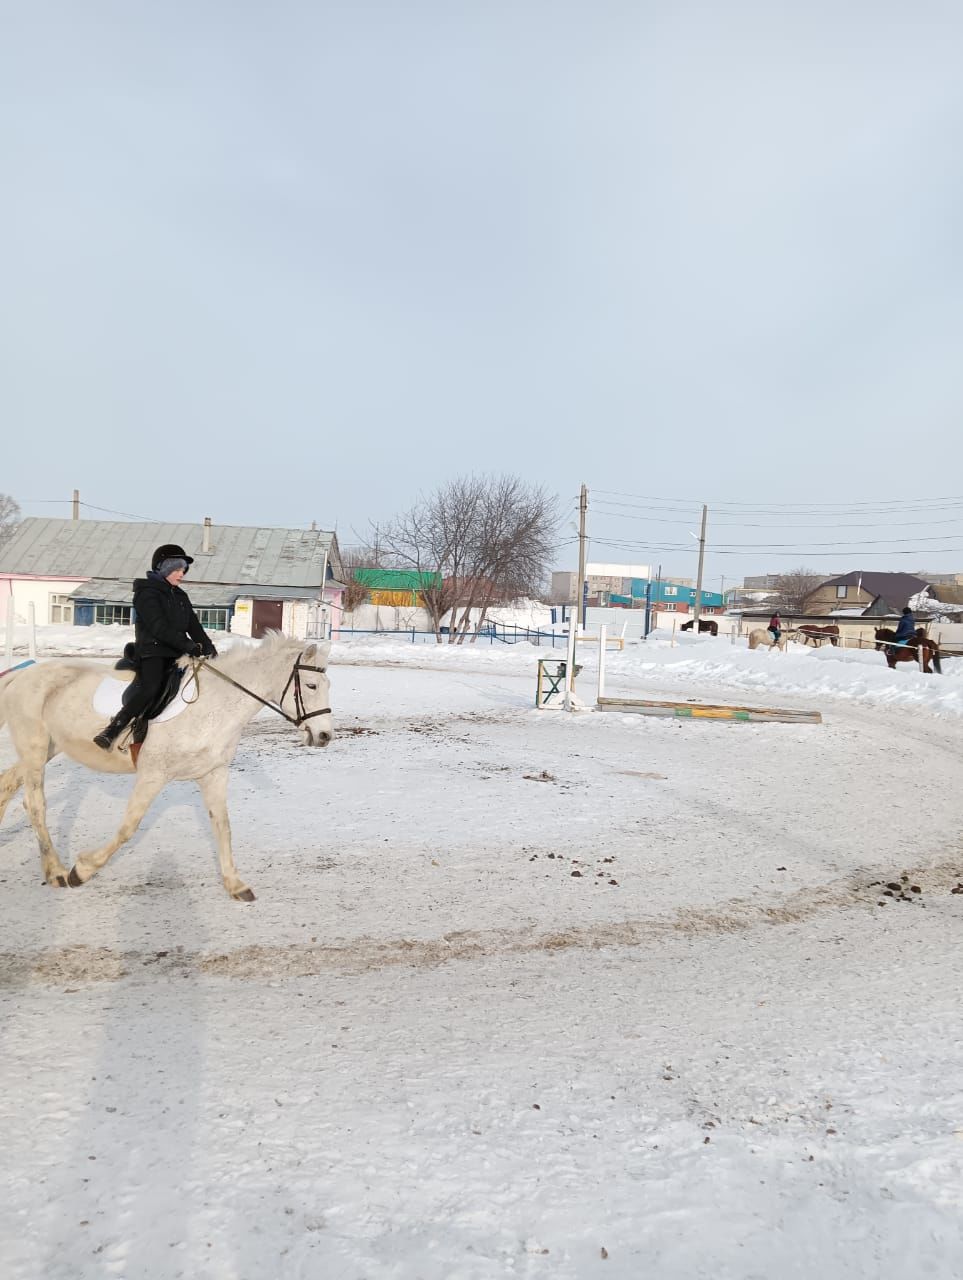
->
(333, 630), (963, 719)
(6, 624), (962, 720)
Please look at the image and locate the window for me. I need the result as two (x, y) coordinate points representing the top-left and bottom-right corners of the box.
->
(836, 585), (848, 599)
(95, 604), (132, 626)
(49, 593), (74, 624)
(665, 585), (677, 596)
(663, 602), (676, 611)
(196, 607), (229, 631)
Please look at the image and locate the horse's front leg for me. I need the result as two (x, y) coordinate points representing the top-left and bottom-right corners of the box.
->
(196, 766), (255, 902)
(68, 770), (167, 887)
(20, 763), (69, 888)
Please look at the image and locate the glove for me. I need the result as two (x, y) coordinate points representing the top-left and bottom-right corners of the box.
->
(189, 641), (204, 657)
(202, 642), (218, 658)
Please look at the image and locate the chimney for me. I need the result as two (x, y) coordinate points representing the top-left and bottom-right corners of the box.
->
(202, 516), (212, 554)
(72, 489), (80, 520)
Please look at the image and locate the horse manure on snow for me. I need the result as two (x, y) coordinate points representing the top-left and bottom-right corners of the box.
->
(870, 873), (925, 905)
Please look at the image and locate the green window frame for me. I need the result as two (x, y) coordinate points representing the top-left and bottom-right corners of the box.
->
(95, 604), (132, 626)
(195, 607), (229, 631)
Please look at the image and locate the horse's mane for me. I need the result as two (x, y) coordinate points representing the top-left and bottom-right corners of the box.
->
(206, 631), (306, 675)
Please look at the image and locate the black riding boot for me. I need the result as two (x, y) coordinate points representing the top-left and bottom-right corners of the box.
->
(93, 710), (134, 751)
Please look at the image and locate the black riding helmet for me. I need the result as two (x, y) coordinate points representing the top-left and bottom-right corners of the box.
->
(151, 543), (195, 572)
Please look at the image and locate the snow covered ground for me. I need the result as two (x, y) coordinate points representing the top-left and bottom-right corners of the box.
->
(2, 634), (963, 1278)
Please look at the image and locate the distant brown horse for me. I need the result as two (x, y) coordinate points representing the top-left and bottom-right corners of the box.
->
(874, 628), (941, 674)
(797, 624), (839, 648)
(680, 618), (719, 636)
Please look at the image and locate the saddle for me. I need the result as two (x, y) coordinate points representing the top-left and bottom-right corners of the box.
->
(114, 642), (140, 673)
(113, 644), (185, 744)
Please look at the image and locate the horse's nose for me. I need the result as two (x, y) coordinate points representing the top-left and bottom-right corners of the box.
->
(314, 729), (333, 748)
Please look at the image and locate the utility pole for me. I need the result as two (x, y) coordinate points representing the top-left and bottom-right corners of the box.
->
(693, 503), (708, 624)
(575, 483), (588, 629)
(72, 489), (80, 520)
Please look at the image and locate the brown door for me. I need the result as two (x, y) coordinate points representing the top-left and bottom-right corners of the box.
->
(251, 599), (284, 638)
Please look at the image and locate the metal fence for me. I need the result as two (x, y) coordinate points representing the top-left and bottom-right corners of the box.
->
(334, 625), (568, 647)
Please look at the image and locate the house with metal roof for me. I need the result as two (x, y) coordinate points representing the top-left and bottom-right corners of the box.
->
(801, 571), (933, 617)
(0, 516), (344, 639)
(352, 567), (441, 606)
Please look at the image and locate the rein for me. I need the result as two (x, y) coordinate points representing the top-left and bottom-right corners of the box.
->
(189, 655), (331, 727)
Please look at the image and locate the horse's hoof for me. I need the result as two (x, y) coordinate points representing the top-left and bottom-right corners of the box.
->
(232, 887), (256, 902)
(55, 874), (68, 888)
(67, 866), (85, 888)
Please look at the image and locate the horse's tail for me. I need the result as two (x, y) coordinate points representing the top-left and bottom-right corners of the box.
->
(0, 668), (26, 730)
(933, 645), (942, 674)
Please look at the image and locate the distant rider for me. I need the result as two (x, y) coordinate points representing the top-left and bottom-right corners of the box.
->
(768, 611), (782, 644)
(93, 544), (218, 750)
(893, 606), (917, 647)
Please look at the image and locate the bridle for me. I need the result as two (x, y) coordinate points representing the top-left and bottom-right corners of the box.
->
(190, 654), (331, 727)
(279, 657), (332, 726)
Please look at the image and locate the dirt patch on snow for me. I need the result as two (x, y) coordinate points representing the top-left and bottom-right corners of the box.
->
(4, 859), (960, 988)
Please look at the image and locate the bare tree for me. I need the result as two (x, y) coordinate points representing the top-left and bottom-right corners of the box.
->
(771, 567), (823, 614)
(450, 476), (558, 642)
(0, 494), (20, 548)
(379, 475), (559, 643)
(377, 477), (484, 641)
(338, 546), (375, 616)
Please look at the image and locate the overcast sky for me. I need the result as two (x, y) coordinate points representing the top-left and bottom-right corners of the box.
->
(4, 0), (963, 588)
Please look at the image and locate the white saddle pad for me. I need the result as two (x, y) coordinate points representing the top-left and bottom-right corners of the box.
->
(92, 670), (197, 723)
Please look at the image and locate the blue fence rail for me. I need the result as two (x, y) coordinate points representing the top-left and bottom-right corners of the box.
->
(334, 625), (568, 647)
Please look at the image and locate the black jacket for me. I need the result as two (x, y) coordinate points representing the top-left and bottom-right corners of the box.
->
(132, 572), (216, 659)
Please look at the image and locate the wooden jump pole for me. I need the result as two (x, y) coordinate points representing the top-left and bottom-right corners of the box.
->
(597, 625), (607, 701)
(597, 696), (821, 724)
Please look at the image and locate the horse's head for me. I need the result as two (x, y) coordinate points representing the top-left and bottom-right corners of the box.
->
(282, 641), (333, 747)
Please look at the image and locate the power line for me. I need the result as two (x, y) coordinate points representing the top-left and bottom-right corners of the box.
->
(593, 488), (963, 512)
(78, 502), (162, 522)
(593, 497), (963, 518)
(597, 534), (963, 550)
(20, 498), (162, 521)
(592, 539), (963, 558)
(592, 502), (963, 530)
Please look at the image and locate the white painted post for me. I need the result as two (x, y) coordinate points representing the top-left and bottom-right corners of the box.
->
(27, 602), (36, 659)
(564, 608), (578, 711)
(4, 596), (14, 665)
(598, 625), (607, 701)
(671, 616), (677, 647)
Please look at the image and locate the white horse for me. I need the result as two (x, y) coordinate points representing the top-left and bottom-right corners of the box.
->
(747, 628), (787, 652)
(0, 634), (332, 900)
